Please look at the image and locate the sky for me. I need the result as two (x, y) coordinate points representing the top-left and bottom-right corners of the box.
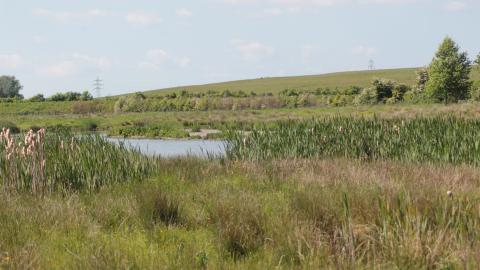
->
(0, 0), (478, 98)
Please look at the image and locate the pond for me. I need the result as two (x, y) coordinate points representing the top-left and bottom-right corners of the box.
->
(107, 138), (227, 158)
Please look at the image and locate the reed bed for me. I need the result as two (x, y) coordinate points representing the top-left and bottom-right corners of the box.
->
(226, 116), (480, 164)
(0, 128), (156, 193)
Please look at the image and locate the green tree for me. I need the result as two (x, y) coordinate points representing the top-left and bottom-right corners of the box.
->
(0, 76), (23, 98)
(475, 53), (480, 67)
(425, 37), (472, 104)
(80, 91), (93, 101)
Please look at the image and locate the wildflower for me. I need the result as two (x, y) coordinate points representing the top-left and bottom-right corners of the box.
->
(338, 126), (344, 133)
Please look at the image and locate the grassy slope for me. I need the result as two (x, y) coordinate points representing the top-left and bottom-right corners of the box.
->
(145, 67), (480, 96)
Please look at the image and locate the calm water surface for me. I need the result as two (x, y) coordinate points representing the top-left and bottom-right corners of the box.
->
(107, 138), (227, 157)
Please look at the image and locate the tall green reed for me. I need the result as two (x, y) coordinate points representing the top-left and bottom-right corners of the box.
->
(226, 116), (480, 164)
(0, 128), (156, 194)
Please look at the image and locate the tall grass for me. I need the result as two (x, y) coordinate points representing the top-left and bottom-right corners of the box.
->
(226, 116), (480, 164)
(0, 128), (156, 193)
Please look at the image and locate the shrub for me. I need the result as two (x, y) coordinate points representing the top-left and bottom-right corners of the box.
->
(372, 79), (395, 102)
(470, 81), (480, 101)
(355, 87), (378, 105)
(72, 101), (105, 114)
(114, 94), (147, 113)
(0, 121), (20, 133)
(81, 120), (98, 131)
(391, 84), (411, 102)
(29, 94), (45, 102)
(344, 86), (362, 95)
(403, 86), (426, 103)
(80, 91), (93, 101)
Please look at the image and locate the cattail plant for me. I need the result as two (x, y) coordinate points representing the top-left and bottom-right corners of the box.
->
(0, 128), (157, 194)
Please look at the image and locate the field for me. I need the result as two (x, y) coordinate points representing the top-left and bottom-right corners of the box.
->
(144, 67), (480, 96)
(2, 67), (480, 269)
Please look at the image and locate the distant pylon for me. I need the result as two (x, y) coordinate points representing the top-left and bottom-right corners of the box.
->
(368, 60), (375, 70)
(93, 77), (103, 98)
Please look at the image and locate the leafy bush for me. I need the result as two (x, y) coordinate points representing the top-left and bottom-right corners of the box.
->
(470, 81), (480, 101)
(114, 93), (147, 113)
(355, 87), (378, 105)
(29, 94), (45, 102)
(372, 79), (395, 102)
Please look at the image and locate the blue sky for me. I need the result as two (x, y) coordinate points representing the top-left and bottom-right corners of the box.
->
(0, 0), (478, 97)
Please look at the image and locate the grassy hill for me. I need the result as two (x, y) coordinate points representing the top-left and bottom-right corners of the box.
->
(144, 67), (480, 96)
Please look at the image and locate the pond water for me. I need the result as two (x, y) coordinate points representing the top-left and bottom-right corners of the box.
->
(107, 138), (227, 158)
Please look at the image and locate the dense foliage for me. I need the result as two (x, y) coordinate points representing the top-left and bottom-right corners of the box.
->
(425, 37), (472, 103)
(0, 76), (23, 99)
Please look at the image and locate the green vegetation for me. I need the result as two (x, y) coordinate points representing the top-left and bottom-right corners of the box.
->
(226, 117), (480, 164)
(145, 67), (480, 96)
(1, 156), (480, 268)
(0, 129), (155, 193)
(426, 37), (472, 103)
(2, 37), (480, 268)
(0, 75), (23, 99)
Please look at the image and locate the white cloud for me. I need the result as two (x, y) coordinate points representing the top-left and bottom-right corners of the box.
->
(176, 8), (193, 18)
(32, 8), (112, 22)
(0, 54), (22, 69)
(351, 45), (377, 57)
(72, 53), (112, 71)
(231, 40), (275, 61)
(139, 49), (191, 70)
(39, 53), (112, 77)
(443, 1), (467, 11)
(40, 61), (77, 77)
(126, 12), (162, 26)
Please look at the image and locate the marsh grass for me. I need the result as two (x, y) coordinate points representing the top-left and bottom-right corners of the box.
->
(0, 128), (156, 193)
(1, 158), (480, 268)
(227, 116), (480, 165)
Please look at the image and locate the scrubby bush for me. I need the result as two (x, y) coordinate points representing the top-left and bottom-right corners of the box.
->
(355, 87), (378, 105)
(470, 81), (480, 101)
(372, 79), (395, 102)
(72, 101), (105, 114)
(390, 84), (411, 103)
(29, 94), (45, 102)
(114, 92), (147, 113)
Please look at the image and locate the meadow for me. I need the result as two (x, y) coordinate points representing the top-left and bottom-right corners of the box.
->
(1, 118), (480, 268)
(2, 67), (480, 269)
